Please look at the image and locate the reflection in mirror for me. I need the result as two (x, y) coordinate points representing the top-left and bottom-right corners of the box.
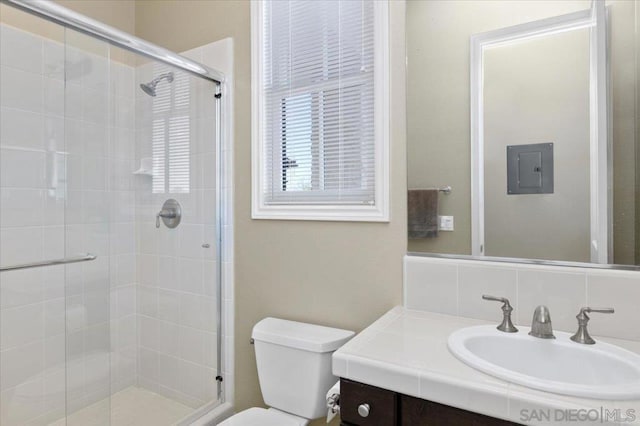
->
(484, 30), (590, 261)
(474, 10), (598, 264)
(406, 0), (639, 266)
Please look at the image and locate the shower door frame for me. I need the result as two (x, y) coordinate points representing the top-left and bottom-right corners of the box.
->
(0, 0), (231, 420)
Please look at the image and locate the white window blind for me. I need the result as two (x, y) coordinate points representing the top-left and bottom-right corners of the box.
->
(261, 0), (376, 206)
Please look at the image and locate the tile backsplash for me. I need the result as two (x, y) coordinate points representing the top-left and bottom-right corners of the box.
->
(404, 255), (640, 342)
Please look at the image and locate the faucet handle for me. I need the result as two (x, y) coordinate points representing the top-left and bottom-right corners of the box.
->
(482, 295), (518, 333)
(579, 307), (614, 316)
(482, 295), (510, 305)
(570, 307), (614, 345)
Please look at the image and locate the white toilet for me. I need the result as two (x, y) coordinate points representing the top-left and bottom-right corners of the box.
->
(220, 317), (355, 425)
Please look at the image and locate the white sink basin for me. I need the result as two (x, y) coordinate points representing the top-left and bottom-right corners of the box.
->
(448, 325), (640, 400)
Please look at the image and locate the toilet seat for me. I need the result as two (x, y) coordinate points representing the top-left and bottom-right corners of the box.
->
(219, 407), (308, 426)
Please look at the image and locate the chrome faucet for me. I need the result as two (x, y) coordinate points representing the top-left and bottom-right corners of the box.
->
(570, 307), (614, 345)
(482, 295), (518, 333)
(529, 305), (555, 339)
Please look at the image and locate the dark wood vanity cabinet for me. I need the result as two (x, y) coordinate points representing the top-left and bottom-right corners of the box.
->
(339, 379), (518, 426)
(340, 378), (398, 426)
(399, 395), (516, 426)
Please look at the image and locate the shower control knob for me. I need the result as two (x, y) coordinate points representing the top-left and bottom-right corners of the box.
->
(156, 199), (181, 229)
(358, 403), (370, 418)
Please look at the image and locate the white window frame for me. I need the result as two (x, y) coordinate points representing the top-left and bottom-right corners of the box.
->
(251, 0), (390, 222)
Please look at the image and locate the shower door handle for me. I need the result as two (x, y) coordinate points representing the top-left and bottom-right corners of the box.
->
(0, 253), (97, 272)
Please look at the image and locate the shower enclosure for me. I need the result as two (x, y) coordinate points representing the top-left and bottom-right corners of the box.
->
(0, 1), (226, 425)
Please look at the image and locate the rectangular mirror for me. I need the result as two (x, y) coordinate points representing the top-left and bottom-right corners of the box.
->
(406, 0), (640, 267)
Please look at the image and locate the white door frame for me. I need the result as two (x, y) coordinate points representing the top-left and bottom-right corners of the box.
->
(470, 3), (610, 262)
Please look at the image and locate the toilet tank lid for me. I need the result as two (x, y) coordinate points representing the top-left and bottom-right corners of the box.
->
(252, 318), (355, 353)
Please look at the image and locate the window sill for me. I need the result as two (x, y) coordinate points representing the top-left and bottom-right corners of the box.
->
(251, 203), (389, 222)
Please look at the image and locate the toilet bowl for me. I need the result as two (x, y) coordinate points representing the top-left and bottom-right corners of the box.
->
(219, 318), (354, 426)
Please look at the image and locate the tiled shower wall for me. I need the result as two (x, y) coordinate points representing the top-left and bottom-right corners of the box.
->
(404, 255), (640, 342)
(134, 61), (218, 408)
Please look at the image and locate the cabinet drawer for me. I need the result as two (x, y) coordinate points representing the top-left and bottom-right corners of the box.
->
(400, 395), (517, 426)
(340, 378), (397, 426)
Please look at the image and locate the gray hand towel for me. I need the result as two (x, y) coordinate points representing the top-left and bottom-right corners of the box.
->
(408, 189), (439, 239)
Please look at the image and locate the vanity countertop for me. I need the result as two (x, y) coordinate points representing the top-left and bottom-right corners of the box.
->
(332, 306), (640, 425)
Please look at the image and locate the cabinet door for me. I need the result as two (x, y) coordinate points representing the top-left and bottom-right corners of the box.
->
(401, 395), (517, 426)
(340, 379), (398, 426)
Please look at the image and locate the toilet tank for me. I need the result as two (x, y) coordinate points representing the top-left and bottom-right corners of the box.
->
(252, 318), (355, 420)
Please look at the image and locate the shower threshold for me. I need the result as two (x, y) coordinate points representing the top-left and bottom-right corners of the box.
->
(48, 386), (192, 426)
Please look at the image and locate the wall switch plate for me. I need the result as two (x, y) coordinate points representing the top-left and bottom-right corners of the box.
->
(439, 215), (454, 231)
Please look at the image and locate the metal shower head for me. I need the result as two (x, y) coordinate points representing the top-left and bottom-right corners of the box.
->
(139, 82), (156, 97)
(139, 72), (175, 97)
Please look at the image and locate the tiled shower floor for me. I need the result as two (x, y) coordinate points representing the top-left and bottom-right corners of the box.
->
(48, 386), (193, 426)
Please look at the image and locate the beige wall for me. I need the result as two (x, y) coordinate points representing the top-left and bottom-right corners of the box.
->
(57, 0), (135, 33)
(406, 0), (638, 265)
(134, 2), (406, 425)
(483, 29), (591, 262)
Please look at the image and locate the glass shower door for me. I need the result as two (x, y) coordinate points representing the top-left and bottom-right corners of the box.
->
(0, 15), (72, 426)
(61, 28), (113, 426)
(0, 14), (113, 426)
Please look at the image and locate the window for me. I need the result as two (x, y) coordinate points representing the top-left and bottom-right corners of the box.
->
(252, 0), (389, 221)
